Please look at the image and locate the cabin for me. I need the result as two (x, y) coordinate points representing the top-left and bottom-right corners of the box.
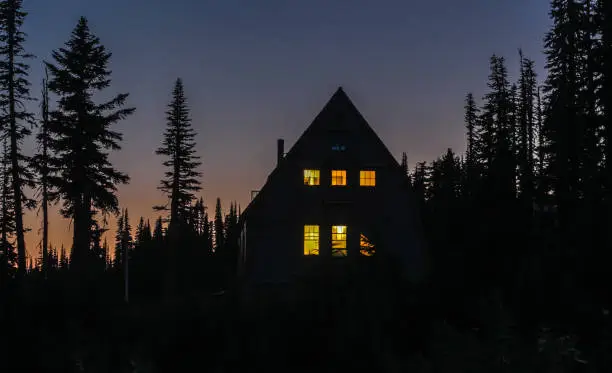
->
(236, 87), (426, 290)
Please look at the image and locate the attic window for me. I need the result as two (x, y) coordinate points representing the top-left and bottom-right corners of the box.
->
(303, 169), (320, 186)
(331, 225), (347, 257)
(332, 145), (346, 151)
(331, 170), (346, 186)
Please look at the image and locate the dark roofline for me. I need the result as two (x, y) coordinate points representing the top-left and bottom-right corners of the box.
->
(239, 87), (401, 224)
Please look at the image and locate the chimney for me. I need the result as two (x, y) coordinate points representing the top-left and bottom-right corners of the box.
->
(277, 138), (284, 166)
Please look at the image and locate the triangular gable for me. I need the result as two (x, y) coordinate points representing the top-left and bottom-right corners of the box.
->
(240, 87), (401, 222)
(284, 87), (399, 166)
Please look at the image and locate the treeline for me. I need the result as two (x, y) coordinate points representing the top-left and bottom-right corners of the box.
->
(0, 1), (240, 297)
(406, 0), (612, 365)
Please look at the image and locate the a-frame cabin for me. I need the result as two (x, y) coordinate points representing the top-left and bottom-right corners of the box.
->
(236, 87), (425, 289)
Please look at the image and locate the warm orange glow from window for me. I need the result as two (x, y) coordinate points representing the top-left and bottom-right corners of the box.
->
(303, 169), (320, 186)
(360, 170), (376, 186)
(331, 225), (347, 256)
(304, 225), (319, 255)
(359, 233), (375, 256)
(331, 170), (347, 186)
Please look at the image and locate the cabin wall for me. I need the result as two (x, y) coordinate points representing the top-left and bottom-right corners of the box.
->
(239, 89), (426, 286)
(242, 162), (425, 285)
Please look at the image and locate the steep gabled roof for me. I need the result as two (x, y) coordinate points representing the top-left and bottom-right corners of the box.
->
(240, 87), (400, 223)
(284, 86), (398, 163)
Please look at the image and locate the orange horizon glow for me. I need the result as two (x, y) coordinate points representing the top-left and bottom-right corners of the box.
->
(21, 180), (249, 261)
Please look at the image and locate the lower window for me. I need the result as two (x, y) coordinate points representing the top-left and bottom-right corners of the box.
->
(331, 225), (347, 257)
(359, 233), (375, 256)
(304, 225), (319, 255)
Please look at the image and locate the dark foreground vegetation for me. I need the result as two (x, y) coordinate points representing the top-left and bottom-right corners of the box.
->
(1, 0), (612, 371)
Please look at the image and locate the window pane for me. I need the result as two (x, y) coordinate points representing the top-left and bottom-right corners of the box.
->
(331, 170), (347, 186)
(359, 170), (376, 186)
(303, 169), (320, 186)
(331, 225), (347, 256)
(304, 225), (319, 255)
(359, 233), (375, 256)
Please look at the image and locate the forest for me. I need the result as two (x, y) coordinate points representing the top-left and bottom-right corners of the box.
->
(1, 0), (612, 371)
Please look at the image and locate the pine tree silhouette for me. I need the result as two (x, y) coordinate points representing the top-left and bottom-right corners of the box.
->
(214, 198), (224, 254)
(32, 67), (56, 279)
(114, 211), (124, 269)
(0, 0), (36, 276)
(0, 138), (15, 281)
(154, 78), (202, 234)
(45, 17), (134, 273)
(153, 216), (164, 242)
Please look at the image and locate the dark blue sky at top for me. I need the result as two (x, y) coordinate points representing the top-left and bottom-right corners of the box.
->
(20, 0), (551, 249)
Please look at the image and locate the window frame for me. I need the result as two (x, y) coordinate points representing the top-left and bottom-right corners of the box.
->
(331, 225), (347, 257)
(359, 233), (375, 256)
(359, 170), (376, 187)
(303, 169), (321, 186)
(331, 170), (347, 186)
(303, 225), (320, 256)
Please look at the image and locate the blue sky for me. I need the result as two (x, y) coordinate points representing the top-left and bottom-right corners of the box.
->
(19, 0), (551, 253)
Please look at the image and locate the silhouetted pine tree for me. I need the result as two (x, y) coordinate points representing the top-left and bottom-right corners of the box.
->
(59, 244), (67, 270)
(191, 197), (206, 236)
(135, 217), (147, 246)
(576, 0), (607, 303)
(153, 216), (163, 242)
(538, 2), (591, 315)
(400, 152), (411, 185)
(535, 86), (546, 188)
(145, 219), (152, 242)
(464, 92), (480, 195)
(0, 0), (36, 276)
(114, 212), (124, 268)
(122, 208), (132, 260)
(0, 138), (15, 281)
(542, 0), (583, 220)
(517, 49), (538, 207)
(224, 202), (238, 239)
(90, 219), (107, 271)
(48, 244), (58, 271)
(483, 55), (516, 201)
(102, 237), (110, 270)
(32, 68), (56, 279)
(203, 212), (213, 255)
(154, 78), (202, 233)
(121, 208), (132, 301)
(45, 17), (134, 272)
(470, 55), (519, 298)
(426, 149), (464, 292)
(214, 198), (224, 253)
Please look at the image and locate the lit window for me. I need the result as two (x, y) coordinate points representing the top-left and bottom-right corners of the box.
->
(359, 233), (375, 256)
(303, 169), (320, 186)
(331, 170), (347, 186)
(304, 225), (319, 255)
(332, 145), (346, 151)
(331, 225), (347, 257)
(360, 170), (376, 186)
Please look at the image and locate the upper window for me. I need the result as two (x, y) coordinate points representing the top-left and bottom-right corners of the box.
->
(304, 225), (320, 255)
(332, 145), (346, 151)
(303, 169), (320, 186)
(360, 170), (376, 186)
(331, 170), (347, 186)
(331, 225), (347, 257)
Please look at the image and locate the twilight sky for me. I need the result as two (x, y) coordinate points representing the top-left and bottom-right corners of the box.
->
(19, 0), (550, 257)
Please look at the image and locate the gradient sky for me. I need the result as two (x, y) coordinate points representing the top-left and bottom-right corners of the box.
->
(18, 0), (551, 258)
